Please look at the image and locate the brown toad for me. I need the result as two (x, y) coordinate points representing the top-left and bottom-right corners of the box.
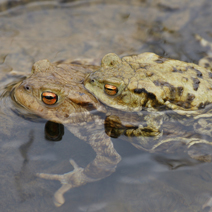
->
(84, 51), (212, 160)
(13, 59), (121, 207)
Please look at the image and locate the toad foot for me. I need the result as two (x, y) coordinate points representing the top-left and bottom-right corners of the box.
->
(36, 159), (95, 207)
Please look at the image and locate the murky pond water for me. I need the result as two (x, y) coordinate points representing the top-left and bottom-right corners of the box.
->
(1, 0), (212, 211)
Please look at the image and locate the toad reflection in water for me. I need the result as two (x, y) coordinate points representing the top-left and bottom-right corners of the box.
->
(11, 37), (212, 209)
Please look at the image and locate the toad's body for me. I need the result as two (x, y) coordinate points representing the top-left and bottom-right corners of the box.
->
(84, 51), (212, 159)
(12, 46), (212, 207)
(13, 59), (122, 207)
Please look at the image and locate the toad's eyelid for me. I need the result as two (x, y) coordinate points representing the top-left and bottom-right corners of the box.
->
(103, 79), (121, 85)
(104, 84), (117, 89)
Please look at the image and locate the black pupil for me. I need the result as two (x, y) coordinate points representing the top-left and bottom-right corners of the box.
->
(44, 95), (55, 99)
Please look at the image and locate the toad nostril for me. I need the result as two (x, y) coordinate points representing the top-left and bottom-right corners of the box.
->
(90, 78), (95, 83)
(24, 84), (30, 91)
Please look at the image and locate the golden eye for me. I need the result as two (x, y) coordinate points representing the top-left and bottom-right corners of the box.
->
(104, 84), (118, 96)
(42, 92), (58, 105)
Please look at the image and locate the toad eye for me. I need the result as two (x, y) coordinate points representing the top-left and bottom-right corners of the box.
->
(42, 92), (58, 105)
(104, 84), (118, 96)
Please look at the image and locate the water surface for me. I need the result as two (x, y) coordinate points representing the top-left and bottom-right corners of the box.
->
(1, 0), (212, 211)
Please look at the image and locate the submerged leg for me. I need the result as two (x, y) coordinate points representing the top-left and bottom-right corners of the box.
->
(37, 124), (121, 207)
